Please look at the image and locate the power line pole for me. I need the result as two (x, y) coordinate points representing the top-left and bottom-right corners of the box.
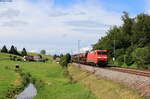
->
(78, 40), (80, 67)
(70, 49), (73, 63)
(113, 39), (116, 62)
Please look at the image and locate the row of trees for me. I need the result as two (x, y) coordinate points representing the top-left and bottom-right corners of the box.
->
(53, 54), (63, 60)
(1, 45), (27, 56)
(93, 12), (150, 68)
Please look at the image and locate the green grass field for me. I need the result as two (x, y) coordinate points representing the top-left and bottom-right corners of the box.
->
(68, 65), (147, 99)
(0, 53), (148, 99)
(0, 53), (95, 99)
(19, 61), (95, 99)
(0, 61), (21, 99)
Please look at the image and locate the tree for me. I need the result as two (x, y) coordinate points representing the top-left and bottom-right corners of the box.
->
(21, 48), (27, 56)
(1, 45), (8, 53)
(121, 12), (134, 36)
(40, 50), (46, 55)
(60, 54), (64, 58)
(53, 54), (58, 60)
(9, 45), (16, 54)
(132, 47), (150, 65)
(59, 53), (71, 67)
(9, 45), (20, 55)
(93, 12), (150, 67)
(121, 12), (134, 47)
(65, 53), (71, 63)
(132, 13), (150, 47)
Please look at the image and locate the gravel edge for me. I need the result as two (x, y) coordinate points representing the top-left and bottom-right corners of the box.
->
(73, 63), (150, 97)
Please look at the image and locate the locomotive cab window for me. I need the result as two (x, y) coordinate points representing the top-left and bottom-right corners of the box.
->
(97, 51), (107, 55)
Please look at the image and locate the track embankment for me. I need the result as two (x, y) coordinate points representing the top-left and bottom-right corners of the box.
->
(73, 63), (150, 97)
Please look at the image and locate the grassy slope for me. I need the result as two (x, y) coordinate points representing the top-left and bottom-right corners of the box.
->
(0, 53), (22, 98)
(0, 53), (95, 99)
(0, 67), (21, 99)
(0, 52), (147, 99)
(0, 53), (20, 60)
(68, 65), (146, 99)
(19, 62), (95, 99)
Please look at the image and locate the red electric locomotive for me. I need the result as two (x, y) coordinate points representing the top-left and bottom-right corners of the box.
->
(72, 50), (108, 66)
(86, 50), (108, 66)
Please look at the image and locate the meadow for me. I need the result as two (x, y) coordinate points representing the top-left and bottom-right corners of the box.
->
(0, 53), (95, 99)
(0, 61), (21, 99)
(0, 53), (147, 99)
(68, 65), (147, 99)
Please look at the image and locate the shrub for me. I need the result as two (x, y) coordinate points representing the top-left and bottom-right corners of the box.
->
(125, 46), (134, 65)
(60, 56), (68, 67)
(129, 64), (138, 69)
(124, 55), (134, 66)
(59, 53), (71, 67)
(53, 54), (58, 60)
(132, 47), (150, 65)
(115, 48), (125, 58)
(121, 63), (128, 68)
(116, 55), (125, 66)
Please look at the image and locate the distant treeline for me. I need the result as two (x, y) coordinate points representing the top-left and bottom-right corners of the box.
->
(0, 45), (27, 56)
(93, 12), (150, 68)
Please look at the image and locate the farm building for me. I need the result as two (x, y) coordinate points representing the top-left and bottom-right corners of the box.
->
(23, 55), (44, 62)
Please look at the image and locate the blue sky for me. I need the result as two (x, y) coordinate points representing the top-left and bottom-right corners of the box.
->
(101, 0), (145, 14)
(0, 0), (149, 54)
(29, 0), (146, 14)
(54, 0), (146, 14)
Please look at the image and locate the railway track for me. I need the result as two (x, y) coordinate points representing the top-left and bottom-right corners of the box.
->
(74, 63), (150, 96)
(75, 63), (150, 77)
(104, 67), (150, 77)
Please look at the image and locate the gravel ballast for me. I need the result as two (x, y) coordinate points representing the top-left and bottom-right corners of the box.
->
(73, 63), (150, 97)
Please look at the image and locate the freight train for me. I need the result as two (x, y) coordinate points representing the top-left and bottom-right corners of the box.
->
(72, 50), (108, 66)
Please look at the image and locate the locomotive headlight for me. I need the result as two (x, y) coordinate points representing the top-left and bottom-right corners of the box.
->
(98, 57), (107, 58)
(98, 57), (102, 58)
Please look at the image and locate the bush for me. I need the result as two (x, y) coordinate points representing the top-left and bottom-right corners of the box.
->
(124, 55), (134, 66)
(115, 48), (125, 58)
(125, 46), (134, 65)
(59, 53), (71, 67)
(116, 55), (125, 66)
(129, 64), (138, 69)
(121, 63), (128, 68)
(53, 54), (58, 60)
(60, 56), (68, 67)
(132, 47), (150, 65)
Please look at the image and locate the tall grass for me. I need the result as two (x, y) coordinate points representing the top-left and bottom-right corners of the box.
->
(0, 59), (95, 99)
(68, 65), (146, 99)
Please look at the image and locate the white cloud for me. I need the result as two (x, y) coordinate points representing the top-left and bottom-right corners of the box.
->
(0, 0), (122, 54)
(145, 0), (150, 14)
(73, 46), (92, 54)
(81, 46), (92, 52)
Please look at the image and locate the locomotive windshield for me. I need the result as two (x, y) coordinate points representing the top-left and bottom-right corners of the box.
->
(97, 51), (107, 55)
